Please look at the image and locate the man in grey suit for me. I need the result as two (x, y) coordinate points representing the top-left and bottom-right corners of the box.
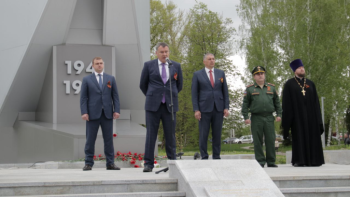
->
(191, 53), (230, 159)
(80, 57), (121, 171)
(140, 42), (183, 172)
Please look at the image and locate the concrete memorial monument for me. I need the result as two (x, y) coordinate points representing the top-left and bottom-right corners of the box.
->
(0, 0), (151, 163)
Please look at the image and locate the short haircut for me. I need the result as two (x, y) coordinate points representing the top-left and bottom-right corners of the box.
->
(92, 57), (103, 64)
(155, 42), (169, 51)
(203, 53), (214, 61)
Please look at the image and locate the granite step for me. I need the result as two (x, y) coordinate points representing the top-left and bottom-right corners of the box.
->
(9, 191), (186, 197)
(280, 187), (350, 197)
(264, 164), (350, 197)
(0, 179), (179, 196)
(272, 175), (350, 188)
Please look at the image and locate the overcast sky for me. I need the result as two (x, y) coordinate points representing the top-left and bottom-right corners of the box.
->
(160, 0), (246, 89)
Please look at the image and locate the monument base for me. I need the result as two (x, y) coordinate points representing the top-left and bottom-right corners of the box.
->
(13, 118), (154, 163)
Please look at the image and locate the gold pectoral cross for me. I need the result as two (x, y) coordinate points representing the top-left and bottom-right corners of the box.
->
(301, 88), (306, 96)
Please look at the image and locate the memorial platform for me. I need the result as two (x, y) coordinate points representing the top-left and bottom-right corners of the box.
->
(1, 162), (350, 196)
(13, 110), (153, 163)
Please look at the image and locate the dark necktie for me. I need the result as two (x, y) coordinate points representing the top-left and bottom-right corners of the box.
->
(98, 74), (103, 89)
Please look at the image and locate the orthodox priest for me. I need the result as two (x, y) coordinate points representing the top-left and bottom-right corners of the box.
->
(282, 59), (324, 167)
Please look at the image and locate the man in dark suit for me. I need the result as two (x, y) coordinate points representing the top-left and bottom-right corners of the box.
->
(80, 57), (120, 171)
(191, 53), (229, 159)
(140, 42), (183, 172)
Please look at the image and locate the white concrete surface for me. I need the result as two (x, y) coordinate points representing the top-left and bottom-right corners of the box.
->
(168, 160), (284, 197)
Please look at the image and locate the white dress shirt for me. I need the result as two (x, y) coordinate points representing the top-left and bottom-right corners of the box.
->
(205, 67), (215, 83)
(158, 59), (169, 81)
(95, 72), (104, 84)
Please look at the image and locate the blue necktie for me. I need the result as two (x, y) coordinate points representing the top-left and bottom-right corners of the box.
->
(98, 74), (103, 89)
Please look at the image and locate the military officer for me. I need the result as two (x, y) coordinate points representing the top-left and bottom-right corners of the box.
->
(241, 66), (282, 168)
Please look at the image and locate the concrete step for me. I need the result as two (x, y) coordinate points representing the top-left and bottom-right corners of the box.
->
(272, 175), (350, 188)
(281, 187), (350, 197)
(0, 179), (178, 196)
(9, 191), (186, 197)
(265, 164), (350, 197)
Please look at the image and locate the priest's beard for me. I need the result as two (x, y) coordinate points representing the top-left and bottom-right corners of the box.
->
(296, 73), (305, 78)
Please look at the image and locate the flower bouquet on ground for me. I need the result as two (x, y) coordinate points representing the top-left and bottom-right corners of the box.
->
(112, 151), (167, 168)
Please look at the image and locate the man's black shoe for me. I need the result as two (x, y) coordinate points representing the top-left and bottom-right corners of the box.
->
(106, 164), (121, 170)
(293, 163), (305, 167)
(267, 164), (278, 168)
(83, 165), (92, 171)
(260, 164), (264, 168)
(143, 166), (153, 172)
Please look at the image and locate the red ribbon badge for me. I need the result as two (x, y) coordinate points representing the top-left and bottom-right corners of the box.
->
(174, 72), (178, 80)
(107, 81), (111, 88)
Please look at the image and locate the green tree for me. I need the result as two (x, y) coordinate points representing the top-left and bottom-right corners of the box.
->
(178, 2), (240, 147)
(150, 0), (244, 150)
(238, 0), (350, 141)
(150, 0), (188, 61)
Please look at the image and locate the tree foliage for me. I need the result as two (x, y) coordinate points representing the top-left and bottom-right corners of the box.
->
(150, 0), (243, 149)
(238, 0), (350, 139)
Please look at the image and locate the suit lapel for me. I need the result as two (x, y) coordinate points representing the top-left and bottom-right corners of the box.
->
(91, 74), (100, 90)
(214, 69), (219, 88)
(167, 65), (174, 84)
(102, 74), (108, 91)
(154, 60), (163, 82)
(201, 68), (213, 88)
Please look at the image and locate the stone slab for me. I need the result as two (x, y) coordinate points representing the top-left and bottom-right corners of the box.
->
(0, 168), (172, 185)
(179, 154), (255, 160)
(265, 163), (350, 180)
(168, 160), (284, 197)
(0, 154), (255, 169)
(286, 150), (350, 165)
(9, 191), (186, 197)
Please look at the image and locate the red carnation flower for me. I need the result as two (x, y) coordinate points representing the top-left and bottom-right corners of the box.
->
(134, 165), (140, 168)
(138, 157), (142, 161)
(130, 160), (136, 164)
(98, 154), (102, 158)
(134, 153), (137, 156)
(93, 155), (96, 160)
(113, 134), (117, 137)
(154, 160), (158, 164)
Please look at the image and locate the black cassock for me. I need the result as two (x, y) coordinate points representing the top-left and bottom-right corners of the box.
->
(282, 77), (325, 166)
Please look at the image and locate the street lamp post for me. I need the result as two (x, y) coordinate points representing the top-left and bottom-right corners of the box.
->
(321, 97), (325, 148)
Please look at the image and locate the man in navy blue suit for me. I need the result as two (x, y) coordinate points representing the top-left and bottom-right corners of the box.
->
(140, 42), (183, 172)
(80, 57), (120, 171)
(191, 53), (230, 159)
